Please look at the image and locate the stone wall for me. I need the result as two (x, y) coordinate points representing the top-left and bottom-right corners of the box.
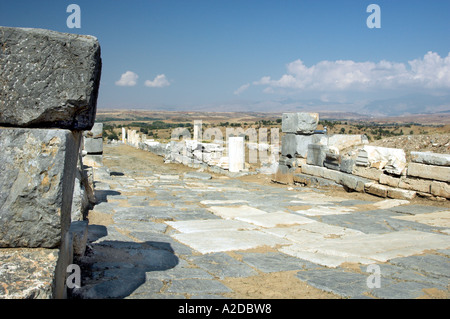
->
(0, 27), (102, 298)
(273, 112), (450, 201)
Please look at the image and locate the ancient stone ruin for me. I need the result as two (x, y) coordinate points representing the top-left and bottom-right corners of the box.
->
(0, 26), (101, 298)
(272, 112), (449, 201)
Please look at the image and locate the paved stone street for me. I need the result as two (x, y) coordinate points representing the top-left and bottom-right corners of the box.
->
(73, 143), (450, 299)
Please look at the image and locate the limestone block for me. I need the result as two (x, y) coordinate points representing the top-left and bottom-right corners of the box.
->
(411, 151), (450, 167)
(387, 188), (416, 200)
(352, 166), (383, 181)
(340, 157), (355, 174)
(83, 137), (103, 154)
(430, 181), (450, 199)
(83, 154), (103, 167)
(327, 134), (368, 151)
(282, 112), (319, 134)
(407, 163), (450, 183)
(355, 149), (369, 167)
(306, 144), (329, 167)
(83, 122), (103, 138)
(398, 177), (432, 193)
(0, 128), (81, 248)
(379, 174), (400, 187)
(338, 173), (369, 193)
(365, 183), (388, 198)
(0, 27), (102, 130)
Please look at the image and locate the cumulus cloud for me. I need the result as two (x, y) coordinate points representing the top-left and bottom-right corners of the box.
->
(115, 71), (138, 86)
(145, 74), (171, 88)
(253, 51), (450, 93)
(233, 83), (250, 95)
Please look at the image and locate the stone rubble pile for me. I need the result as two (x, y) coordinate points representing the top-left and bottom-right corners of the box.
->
(0, 26), (102, 298)
(273, 112), (450, 201)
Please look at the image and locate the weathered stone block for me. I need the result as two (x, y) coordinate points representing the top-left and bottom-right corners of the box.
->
(365, 183), (388, 198)
(281, 112), (319, 134)
(430, 181), (450, 199)
(398, 177), (432, 193)
(387, 188), (416, 200)
(407, 163), (450, 183)
(340, 157), (355, 174)
(83, 137), (103, 154)
(0, 27), (102, 130)
(352, 166), (383, 181)
(306, 144), (328, 167)
(83, 154), (103, 167)
(363, 146), (406, 175)
(411, 151), (450, 167)
(379, 174), (400, 187)
(0, 128), (81, 248)
(83, 122), (103, 138)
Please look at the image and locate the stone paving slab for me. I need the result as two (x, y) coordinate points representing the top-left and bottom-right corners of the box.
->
(207, 205), (268, 219)
(235, 211), (316, 228)
(172, 230), (290, 254)
(166, 219), (258, 233)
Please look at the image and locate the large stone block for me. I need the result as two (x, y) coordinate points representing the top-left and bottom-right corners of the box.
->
(410, 151), (450, 167)
(430, 181), (450, 199)
(272, 164), (295, 185)
(306, 144), (329, 167)
(398, 177), (431, 193)
(281, 134), (325, 158)
(83, 137), (103, 154)
(0, 128), (81, 248)
(83, 122), (103, 138)
(407, 163), (450, 183)
(282, 112), (319, 134)
(0, 27), (102, 130)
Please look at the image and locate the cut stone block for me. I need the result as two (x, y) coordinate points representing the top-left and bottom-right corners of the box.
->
(235, 211), (316, 228)
(387, 188), (416, 200)
(379, 174), (400, 187)
(365, 183), (388, 198)
(306, 144), (328, 167)
(0, 128), (81, 248)
(83, 137), (103, 154)
(0, 27), (102, 130)
(430, 181), (450, 199)
(352, 166), (383, 181)
(83, 154), (103, 167)
(166, 219), (258, 234)
(411, 151), (450, 167)
(83, 122), (103, 138)
(407, 163), (450, 183)
(281, 112), (319, 134)
(398, 177), (432, 193)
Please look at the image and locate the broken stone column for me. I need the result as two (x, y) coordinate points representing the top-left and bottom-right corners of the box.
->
(0, 26), (102, 299)
(228, 136), (245, 172)
(193, 120), (202, 141)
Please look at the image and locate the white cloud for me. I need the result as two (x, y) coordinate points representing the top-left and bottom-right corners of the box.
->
(115, 71), (138, 86)
(145, 74), (171, 88)
(253, 51), (450, 93)
(233, 83), (250, 95)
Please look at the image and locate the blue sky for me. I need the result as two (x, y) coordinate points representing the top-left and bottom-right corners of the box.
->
(1, 0), (449, 114)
